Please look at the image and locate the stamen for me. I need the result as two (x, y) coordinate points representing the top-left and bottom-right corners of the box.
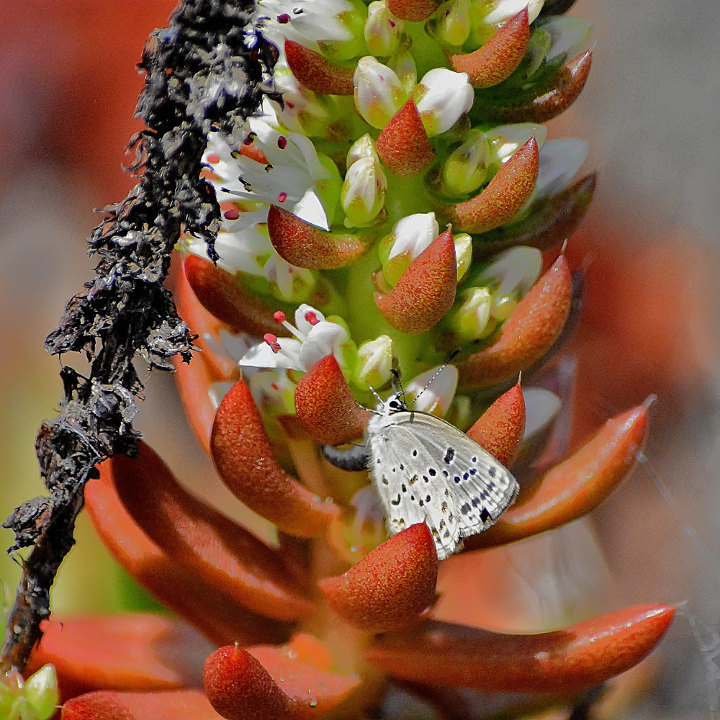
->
(206, 153), (220, 164)
(243, 132), (257, 145)
(277, 13), (290, 23)
(277, 135), (288, 149)
(273, 310), (306, 341)
(277, 191), (288, 202)
(304, 311), (320, 326)
(273, 311), (287, 324)
(223, 208), (240, 220)
(263, 333), (282, 353)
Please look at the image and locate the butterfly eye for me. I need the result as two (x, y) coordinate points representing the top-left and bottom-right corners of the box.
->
(389, 399), (402, 411)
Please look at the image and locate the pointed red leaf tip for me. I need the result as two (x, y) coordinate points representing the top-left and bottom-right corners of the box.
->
(473, 50), (593, 123)
(26, 615), (211, 697)
(267, 204), (370, 270)
(284, 39), (354, 95)
(466, 381), (525, 468)
(458, 253), (572, 389)
(319, 523), (439, 633)
(449, 9), (529, 89)
(211, 379), (340, 537)
(184, 254), (283, 337)
(85, 467), (288, 647)
(365, 603), (675, 693)
(106, 443), (314, 622)
(387, 0), (440, 21)
(442, 136), (539, 234)
(294, 354), (371, 445)
(467, 403), (649, 549)
(375, 227), (457, 334)
(376, 100), (435, 176)
(204, 644), (360, 720)
(62, 689), (221, 720)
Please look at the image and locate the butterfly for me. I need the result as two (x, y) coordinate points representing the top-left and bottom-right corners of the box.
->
(325, 390), (519, 561)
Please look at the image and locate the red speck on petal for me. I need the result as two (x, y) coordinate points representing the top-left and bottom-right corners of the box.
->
(278, 191), (288, 202)
(277, 135), (288, 149)
(277, 13), (290, 23)
(273, 310), (287, 324)
(224, 208), (240, 220)
(206, 153), (220, 164)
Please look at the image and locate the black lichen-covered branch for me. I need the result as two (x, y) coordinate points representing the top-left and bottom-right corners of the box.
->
(1, 0), (277, 672)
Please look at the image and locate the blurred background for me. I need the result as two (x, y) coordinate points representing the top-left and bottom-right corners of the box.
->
(0, 1), (718, 717)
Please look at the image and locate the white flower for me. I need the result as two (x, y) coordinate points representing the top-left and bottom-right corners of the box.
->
(365, 1), (405, 57)
(413, 68), (473, 136)
(239, 304), (351, 373)
(485, 123), (547, 165)
(205, 114), (339, 230)
(403, 364), (459, 416)
(542, 16), (593, 64)
(534, 138), (588, 200)
(341, 155), (388, 227)
(481, 0), (544, 25)
(254, 0), (359, 51)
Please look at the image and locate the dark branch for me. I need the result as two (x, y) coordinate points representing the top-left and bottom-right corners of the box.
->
(1, 0), (275, 672)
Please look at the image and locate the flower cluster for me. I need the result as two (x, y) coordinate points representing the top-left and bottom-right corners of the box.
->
(20, 1), (675, 719)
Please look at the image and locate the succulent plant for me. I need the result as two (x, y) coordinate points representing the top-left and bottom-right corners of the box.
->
(10, 0), (677, 718)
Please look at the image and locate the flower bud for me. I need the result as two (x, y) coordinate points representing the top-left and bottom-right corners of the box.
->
(379, 212), (439, 286)
(472, 0), (543, 45)
(352, 335), (394, 389)
(413, 68), (473, 136)
(365, 1), (405, 57)
(543, 16), (593, 64)
(264, 254), (316, 303)
(387, 46), (417, 95)
(346, 133), (379, 167)
(451, 287), (494, 341)
(404, 364), (459, 416)
(454, 232), (472, 281)
(354, 56), (408, 129)
(429, 0), (471, 47)
(442, 129), (491, 195)
(341, 155), (388, 227)
(24, 664), (60, 720)
(486, 123), (546, 166)
(317, 0), (370, 61)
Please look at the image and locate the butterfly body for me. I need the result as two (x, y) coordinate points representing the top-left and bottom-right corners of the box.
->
(366, 397), (519, 560)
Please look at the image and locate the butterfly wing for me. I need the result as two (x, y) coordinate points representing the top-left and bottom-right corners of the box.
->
(367, 419), (461, 560)
(389, 411), (519, 541)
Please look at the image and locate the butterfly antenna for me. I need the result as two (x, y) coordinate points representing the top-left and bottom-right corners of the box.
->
(364, 383), (385, 415)
(410, 349), (461, 407)
(390, 369), (407, 406)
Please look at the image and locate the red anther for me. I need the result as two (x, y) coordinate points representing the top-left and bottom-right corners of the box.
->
(243, 133), (256, 145)
(206, 153), (220, 164)
(277, 13), (290, 23)
(263, 333), (281, 352)
(277, 135), (288, 149)
(273, 310), (287, 324)
(277, 191), (288, 202)
(304, 311), (320, 325)
(223, 208), (240, 220)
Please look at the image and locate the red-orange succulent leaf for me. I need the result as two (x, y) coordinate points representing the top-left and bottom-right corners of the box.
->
(449, 9), (530, 89)
(364, 604), (675, 692)
(294, 354), (371, 445)
(26, 616), (209, 699)
(466, 381), (525, 467)
(375, 227), (457, 334)
(184, 255), (282, 337)
(62, 690), (222, 720)
(211, 380), (341, 536)
(458, 253), (572, 388)
(467, 403), (649, 548)
(376, 100), (435, 176)
(474, 173), (596, 260)
(284, 39), (354, 95)
(473, 51), (593, 123)
(267, 204), (370, 269)
(249, 645), (362, 719)
(387, 0), (440, 21)
(102, 443), (315, 622)
(85, 468), (289, 647)
(441, 136), (539, 234)
(319, 523), (439, 632)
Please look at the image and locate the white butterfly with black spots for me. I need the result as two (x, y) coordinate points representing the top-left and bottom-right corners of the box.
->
(364, 395), (519, 561)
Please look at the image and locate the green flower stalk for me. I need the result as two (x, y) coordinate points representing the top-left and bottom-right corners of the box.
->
(3, 1), (678, 719)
